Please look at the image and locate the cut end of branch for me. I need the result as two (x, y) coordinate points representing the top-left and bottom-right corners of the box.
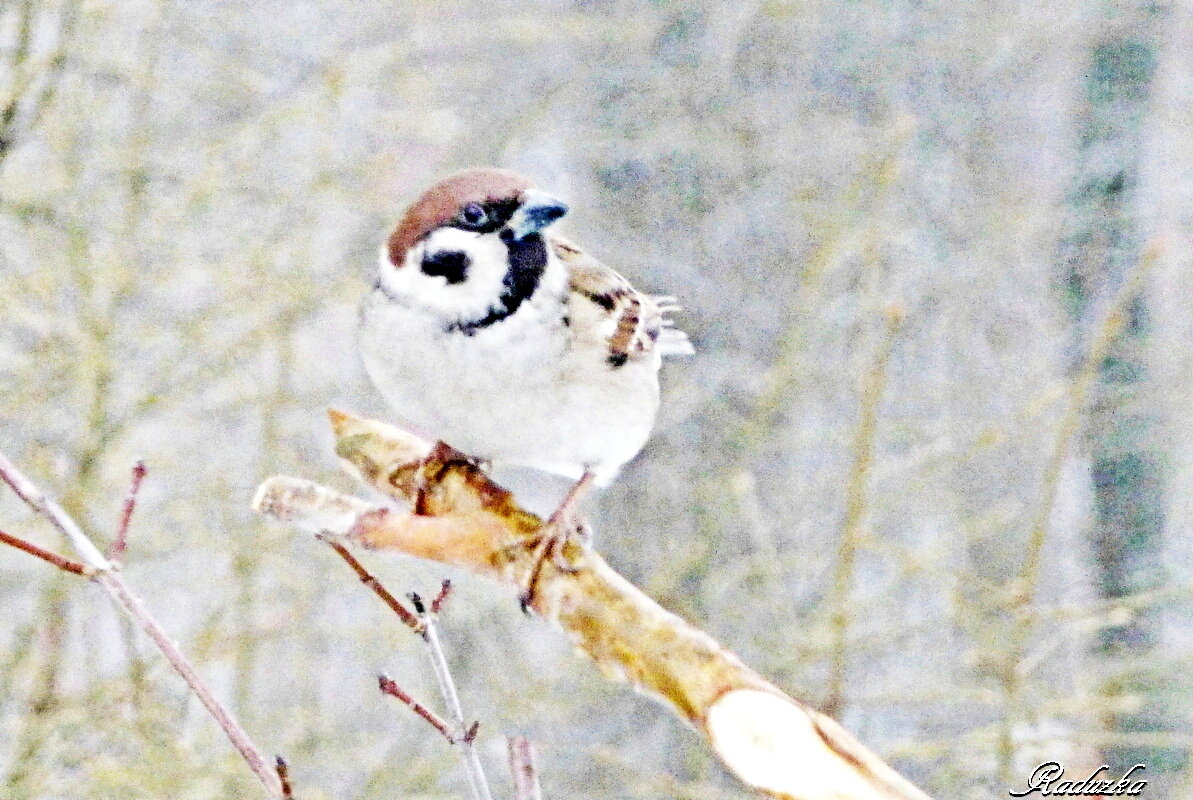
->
(328, 409), (433, 470)
(253, 476), (382, 538)
(707, 690), (929, 800)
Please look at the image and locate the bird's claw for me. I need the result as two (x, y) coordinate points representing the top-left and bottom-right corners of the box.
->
(551, 517), (589, 573)
(518, 470), (596, 613)
(519, 515), (590, 612)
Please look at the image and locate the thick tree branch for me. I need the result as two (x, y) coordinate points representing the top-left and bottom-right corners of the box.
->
(253, 410), (932, 800)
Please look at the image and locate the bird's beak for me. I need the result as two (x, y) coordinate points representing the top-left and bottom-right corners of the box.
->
(507, 189), (569, 241)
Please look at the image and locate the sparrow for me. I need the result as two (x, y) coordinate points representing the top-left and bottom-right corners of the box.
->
(358, 168), (691, 600)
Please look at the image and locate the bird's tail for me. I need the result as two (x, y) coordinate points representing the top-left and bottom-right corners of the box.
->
(651, 295), (695, 357)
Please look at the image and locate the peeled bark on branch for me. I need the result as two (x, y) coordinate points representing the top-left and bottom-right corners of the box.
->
(253, 410), (931, 800)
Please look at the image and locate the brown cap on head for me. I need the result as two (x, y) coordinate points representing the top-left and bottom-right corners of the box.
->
(386, 168), (534, 266)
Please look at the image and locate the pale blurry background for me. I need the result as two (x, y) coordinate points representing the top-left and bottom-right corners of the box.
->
(2, 1), (1191, 798)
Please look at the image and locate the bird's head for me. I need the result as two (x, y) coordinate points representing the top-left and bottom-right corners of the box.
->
(379, 168), (570, 326)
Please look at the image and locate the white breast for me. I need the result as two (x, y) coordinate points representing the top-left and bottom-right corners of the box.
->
(358, 276), (661, 484)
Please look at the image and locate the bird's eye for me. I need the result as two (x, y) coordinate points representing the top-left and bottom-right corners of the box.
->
(459, 203), (488, 228)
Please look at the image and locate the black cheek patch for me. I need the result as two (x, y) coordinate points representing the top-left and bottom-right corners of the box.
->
(444, 234), (547, 336)
(422, 250), (470, 284)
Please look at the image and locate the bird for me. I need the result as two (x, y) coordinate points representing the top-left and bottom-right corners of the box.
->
(358, 168), (691, 603)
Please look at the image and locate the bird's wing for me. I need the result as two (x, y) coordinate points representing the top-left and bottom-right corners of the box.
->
(552, 237), (693, 366)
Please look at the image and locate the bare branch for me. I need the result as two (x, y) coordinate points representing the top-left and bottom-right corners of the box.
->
(825, 304), (903, 717)
(253, 411), (931, 800)
(997, 243), (1160, 775)
(507, 736), (542, 800)
(0, 449), (285, 798)
(432, 578), (453, 615)
(108, 459), (147, 564)
(315, 534), (422, 633)
(23, 2), (79, 130)
(0, 451), (113, 571)
(415, 592), (493, 800)
(0, 0), (80, 165)
(378, 674), (456, 743)
(298, 500), (492, 798)
(100, 572), (285, 796)
(0, 528), (94, 576)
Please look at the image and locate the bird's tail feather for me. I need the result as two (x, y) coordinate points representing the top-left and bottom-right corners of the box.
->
(649, 294), (694, 357)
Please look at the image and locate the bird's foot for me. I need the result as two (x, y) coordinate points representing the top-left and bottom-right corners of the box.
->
(552, 516), (592, 571)
(519, 471), (596, 614)
(519, 516), (589, 614)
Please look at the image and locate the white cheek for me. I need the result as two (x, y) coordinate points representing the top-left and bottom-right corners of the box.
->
(378, 229), (512, 322)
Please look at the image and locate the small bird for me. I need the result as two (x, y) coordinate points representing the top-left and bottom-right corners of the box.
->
(358, 168), (691, 600)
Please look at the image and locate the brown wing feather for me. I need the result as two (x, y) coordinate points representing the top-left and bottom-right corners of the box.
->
(552, 237), (690, 366)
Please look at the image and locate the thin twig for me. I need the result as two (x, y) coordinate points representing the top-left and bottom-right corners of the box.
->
(102, 569), (282, 794)
(417, 595), (493, 800)
(0, 0), (35, 160)
(21, 0), (81, 145)
(0, 528), (94, 576)
(108, 459), (146, 564)
(1016, 252), (1155, 608)
(378, 674), (456, 743)
(432, 578), (453, 614)
(507, 736), (543, 800)
(318, 537), (492, 798)
(0, 450), (285, 798)
(0, 451), (112, 570)
(316, 535), (422, 633)
(274, 756), (294, 799)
